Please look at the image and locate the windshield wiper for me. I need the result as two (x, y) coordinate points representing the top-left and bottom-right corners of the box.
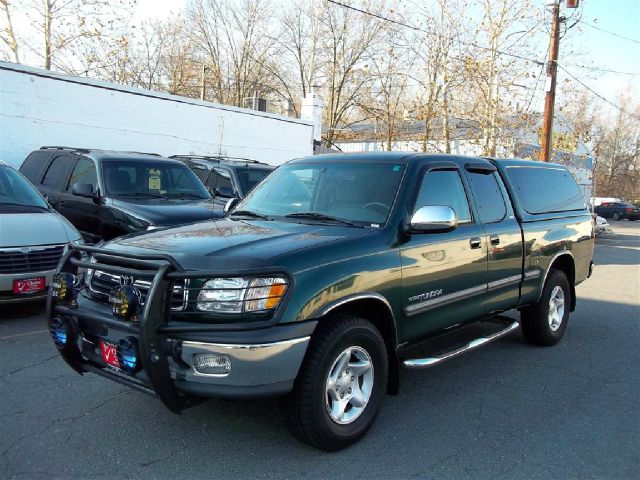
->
(167, 192), (206, 199)
(285, 212), (362, 228)
(230, 210), (271, 220)
(118, 192), (169, 199)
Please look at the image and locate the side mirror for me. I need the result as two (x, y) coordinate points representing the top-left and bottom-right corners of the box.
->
(214, 186), (236, 198)
(224, 198), (240, 215)
(71, 182), (96, 199)
(409, 205), (457, 233)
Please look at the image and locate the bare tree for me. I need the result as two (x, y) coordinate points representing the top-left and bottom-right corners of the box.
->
(0, 0), (19, 62)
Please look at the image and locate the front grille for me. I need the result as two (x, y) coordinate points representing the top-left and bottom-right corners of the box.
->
(89, 270), (187, 311)
(0, 245), (65, 274)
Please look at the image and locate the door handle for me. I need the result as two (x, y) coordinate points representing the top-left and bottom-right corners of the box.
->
(490, 234), (500, 246)
(469, 237), (482, 249)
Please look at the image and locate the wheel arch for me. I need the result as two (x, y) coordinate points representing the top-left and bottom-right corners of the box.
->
(313, 293), (400, 395)
(540, 251), (576, 311)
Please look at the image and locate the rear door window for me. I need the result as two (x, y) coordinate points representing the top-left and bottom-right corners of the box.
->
(20, 151), (50, 184)
(506, 166), (586, 214)
(467, 171), (507, 224)
(414, 170), (472, 223)
(207, 168), (234, 191)
(189, 165), (208, 182)
(41, 155), (76, 190)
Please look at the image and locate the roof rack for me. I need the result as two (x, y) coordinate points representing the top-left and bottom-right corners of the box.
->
(169, 154), (268, 165)
(121, 151), (163, 157)
(40, 146), (90, 153)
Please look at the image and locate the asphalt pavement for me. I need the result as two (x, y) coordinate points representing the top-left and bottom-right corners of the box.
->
(1, 221), (639, 479)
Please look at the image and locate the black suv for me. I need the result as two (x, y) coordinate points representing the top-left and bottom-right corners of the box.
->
(594, 201), (640, 221)
(171, 155), (274, 209)
(20, 147), (222, 242)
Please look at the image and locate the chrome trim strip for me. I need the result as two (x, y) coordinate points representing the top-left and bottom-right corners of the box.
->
(405, 284), (487, 317)
(402, 321), (520, 369)
(0, 244), (66, 253)
(524, 270), (541, 279)
(314, 292), (394, 319)
(182, 336), (310, 351)
(487, 274), (522, 291)
(537, 250), (574, 301)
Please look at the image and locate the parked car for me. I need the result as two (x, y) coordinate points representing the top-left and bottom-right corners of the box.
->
(593, 201), (640, 221)
(20, 147), (222, 242)
(47, 153), (594, 450)
(0, 161), (82, 304)
(171, 155), (274, 209)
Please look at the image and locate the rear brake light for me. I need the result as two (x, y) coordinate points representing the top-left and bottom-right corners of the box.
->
(626, 208), (633, 212)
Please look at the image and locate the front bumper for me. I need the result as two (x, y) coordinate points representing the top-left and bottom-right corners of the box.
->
(0, 269), (56, 304)
(48, 244), (312, 412)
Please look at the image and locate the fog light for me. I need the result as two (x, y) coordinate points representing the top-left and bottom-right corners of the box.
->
(49, 316), (73, 348)
(192, 353), (231, 375)
(109, 285), (142, 321)
(51, 272), (77, 305)
(116, 337), (141, 373)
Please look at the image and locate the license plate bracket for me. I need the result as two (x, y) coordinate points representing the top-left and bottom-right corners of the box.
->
(13, 277), (46, 295)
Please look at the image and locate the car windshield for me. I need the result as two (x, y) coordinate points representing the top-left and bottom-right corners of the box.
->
(236, 167), (273, 195)
(0, 165), (49, 211)
(102, 161), (210, 199)
(233, 162), (406, 226)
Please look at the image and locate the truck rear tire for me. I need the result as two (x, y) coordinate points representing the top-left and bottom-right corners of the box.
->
(520, 269), (571, 346)
(281, 314), (388, 451)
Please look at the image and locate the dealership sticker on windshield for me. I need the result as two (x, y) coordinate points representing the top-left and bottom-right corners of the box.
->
(148, 168), (162, 190)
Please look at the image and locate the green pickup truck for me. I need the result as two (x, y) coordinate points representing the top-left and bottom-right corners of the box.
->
(48, 153), (594, 450)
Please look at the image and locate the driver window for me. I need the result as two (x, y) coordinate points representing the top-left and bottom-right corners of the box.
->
(414, 170), (472, 223)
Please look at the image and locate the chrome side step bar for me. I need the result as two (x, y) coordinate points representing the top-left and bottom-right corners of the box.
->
(402, 320), (520, 369)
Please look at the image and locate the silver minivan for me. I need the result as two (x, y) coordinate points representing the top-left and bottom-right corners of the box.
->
(0, 161), (82, 304)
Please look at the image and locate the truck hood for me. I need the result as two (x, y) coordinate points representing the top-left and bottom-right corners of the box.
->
(104, 217), (369, 270)
(110, 198), (223, 226)
(0, 212), (81, 248)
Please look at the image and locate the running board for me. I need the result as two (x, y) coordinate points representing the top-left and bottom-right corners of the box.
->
(402, 320), (520, 369)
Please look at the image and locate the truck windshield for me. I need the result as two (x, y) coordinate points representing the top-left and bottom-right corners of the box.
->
(234, 162), (405, 226)
(102, 161), (210, 200)
(0, 165), (49, 211)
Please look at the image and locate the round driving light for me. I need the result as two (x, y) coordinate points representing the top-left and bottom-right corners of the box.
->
(116, 337), (141, 373)
(109, 285), (141, 321)
(51, 272), (77, 303)
(49, 316), (73, 348)
(192, 353), (231, 375)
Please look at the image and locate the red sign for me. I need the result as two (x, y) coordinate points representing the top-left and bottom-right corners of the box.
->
(13, 277), (46, 295)
(100, 340), (120, 369)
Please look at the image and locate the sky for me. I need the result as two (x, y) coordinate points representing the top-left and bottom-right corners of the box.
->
(7, 0), (640, 118)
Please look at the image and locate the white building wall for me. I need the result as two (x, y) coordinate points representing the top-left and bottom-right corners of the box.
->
(0, 62), (313, 167)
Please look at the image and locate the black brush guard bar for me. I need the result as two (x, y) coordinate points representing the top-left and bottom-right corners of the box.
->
(48, 244), (195, 412)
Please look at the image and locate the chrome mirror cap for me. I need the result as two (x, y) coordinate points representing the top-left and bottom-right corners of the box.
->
(224, 198), (239, 215)
(409, 206), (457, 232)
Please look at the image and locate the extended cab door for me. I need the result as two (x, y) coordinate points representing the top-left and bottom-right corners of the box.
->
(400, 164), (488, 342)
(464, 162), (524, 314)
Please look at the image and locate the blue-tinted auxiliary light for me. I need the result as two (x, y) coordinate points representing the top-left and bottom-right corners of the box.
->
(50, 316), (72, 348)
(116, 337), (141, 373)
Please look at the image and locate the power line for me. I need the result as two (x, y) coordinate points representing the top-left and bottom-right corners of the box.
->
(525, 45), (550, 113)
(557, 64), (640, 121)
(326, 0), (544, 66)
(561, 62), (640, 77)
(580, 20), (640, 45)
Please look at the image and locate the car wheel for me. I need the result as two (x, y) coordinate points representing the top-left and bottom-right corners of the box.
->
(281, 314), (388, 451)
(612, 212), (621, 221)
(520, 269), (571, 346)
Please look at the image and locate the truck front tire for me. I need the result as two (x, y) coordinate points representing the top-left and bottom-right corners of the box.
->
(521, 269), (571, 346)
(281, 314), (388, 451)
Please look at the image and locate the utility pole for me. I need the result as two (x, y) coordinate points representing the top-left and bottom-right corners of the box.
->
(540, 1), (561, 162)
(200, 64), (207, 101)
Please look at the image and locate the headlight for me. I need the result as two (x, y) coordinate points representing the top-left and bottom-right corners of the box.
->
(196, 276), (288, 313)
